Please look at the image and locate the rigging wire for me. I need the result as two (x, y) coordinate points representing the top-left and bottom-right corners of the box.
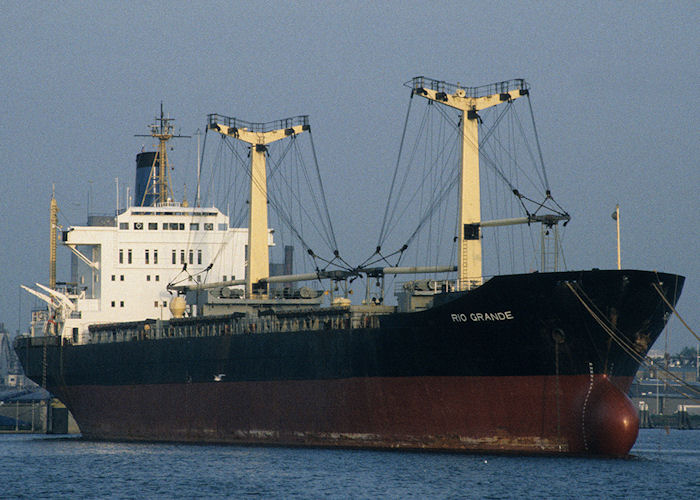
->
(509, 103), (548, 191)
(381, 104), (436, 247)
(291, 136), (336, 252)
(527, 94), (551, 192)
(384, 117), (460, 248)
(215, 131), (348, 273)
(204, 137), (244, 269)
(169, 124), (351, 289)
(370, 87), (572, 278)
(377, 91), (415, 248)
(308, 130), (339, 253)
(267, 139), (338, 260)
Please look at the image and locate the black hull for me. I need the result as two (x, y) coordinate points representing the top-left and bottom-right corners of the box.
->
(15, 269), (684, 456)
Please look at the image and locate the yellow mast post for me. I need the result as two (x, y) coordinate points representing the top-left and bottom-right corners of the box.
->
(156, 120), (172, 204)
(208, 115), (309, 298)
(49, 185), (58, 290)
(409, 77), (528, 290)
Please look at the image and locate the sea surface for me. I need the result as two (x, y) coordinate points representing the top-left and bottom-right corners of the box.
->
(1, 429), (698, 499)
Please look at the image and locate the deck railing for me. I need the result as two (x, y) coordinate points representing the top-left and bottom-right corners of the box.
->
(86, 307), (385, 344)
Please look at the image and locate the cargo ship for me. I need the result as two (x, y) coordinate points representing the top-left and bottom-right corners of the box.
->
(15, 77), (684, 456)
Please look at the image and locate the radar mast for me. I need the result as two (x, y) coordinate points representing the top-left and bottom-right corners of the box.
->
(135, 103), (190, 206)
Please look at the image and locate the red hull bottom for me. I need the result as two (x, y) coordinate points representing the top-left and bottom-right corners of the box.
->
(58, 374), (638, 456)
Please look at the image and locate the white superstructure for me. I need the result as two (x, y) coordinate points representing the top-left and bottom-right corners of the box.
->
(59, 202), (254, 342)
(24, 107), (266, 343)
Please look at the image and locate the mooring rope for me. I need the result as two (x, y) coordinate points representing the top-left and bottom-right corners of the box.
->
(566, 281), (700, 403)
(651, 280), (699, 342)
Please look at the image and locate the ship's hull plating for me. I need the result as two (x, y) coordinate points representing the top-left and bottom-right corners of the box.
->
(15, 269), (684, 456)
(58, 375), (636, 455)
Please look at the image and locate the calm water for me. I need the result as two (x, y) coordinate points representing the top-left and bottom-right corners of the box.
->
(1, 429), (698, 498)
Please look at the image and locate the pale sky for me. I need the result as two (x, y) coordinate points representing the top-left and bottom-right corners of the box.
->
(1, 1), (697, 352)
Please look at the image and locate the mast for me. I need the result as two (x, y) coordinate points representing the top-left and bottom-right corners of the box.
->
(208, 114), (310, 298)
(408, 77), (529, 289)
(135, 104), (190, 206)
(613, 204), (621, 270)
(49, 186), (58, 290)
